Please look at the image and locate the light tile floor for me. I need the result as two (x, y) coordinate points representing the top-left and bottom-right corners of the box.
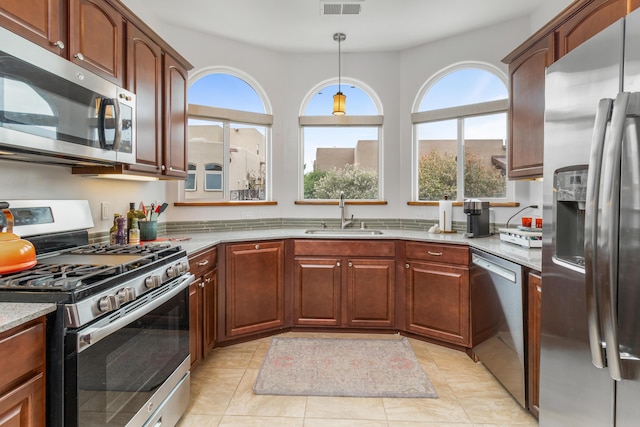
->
(176, 332), (538, 427)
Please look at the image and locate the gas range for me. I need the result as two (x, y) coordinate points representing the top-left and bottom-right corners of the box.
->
(0, 242), (190, 327)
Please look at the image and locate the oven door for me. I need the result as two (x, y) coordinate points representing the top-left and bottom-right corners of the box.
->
(65, 274), (194, 427)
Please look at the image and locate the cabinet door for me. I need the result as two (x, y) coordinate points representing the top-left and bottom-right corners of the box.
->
(527, 271), (542, 418)
(507, 34), (554, 179)
(69, 0), (124, 85)
(126, 22), (163, 175)
(163, 53), (189, 179)
(0, 373), (45, 427)
(189, 280), (202, 370)
(405, 261), (470, 346)
(203, 269), (217, 356)
(226, 241), (285, 337)
(347, 258), (395, 328)
(0, 0), (64, 54)
(556, 0), (627, 59)
(293, 257), (342, 326)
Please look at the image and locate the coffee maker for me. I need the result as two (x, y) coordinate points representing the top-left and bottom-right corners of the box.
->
(463, 199), (491, 238)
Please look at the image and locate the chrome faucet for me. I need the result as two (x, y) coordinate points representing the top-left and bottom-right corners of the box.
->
(339, 191), (353, 229)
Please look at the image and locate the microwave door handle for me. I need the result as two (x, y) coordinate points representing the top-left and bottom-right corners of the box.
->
(585, 98), (613, 370)
(599, 92), (629, 381)
(112, 97), (122, 151)
(97, 97), (108, 149)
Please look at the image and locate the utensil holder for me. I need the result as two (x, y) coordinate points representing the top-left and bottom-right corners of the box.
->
(139, 220), (157, 241)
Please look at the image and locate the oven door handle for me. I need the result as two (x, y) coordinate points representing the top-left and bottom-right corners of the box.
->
(77, 274), (194, 353)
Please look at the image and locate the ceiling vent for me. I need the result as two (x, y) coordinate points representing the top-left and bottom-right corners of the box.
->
(320, 1), (363, 16)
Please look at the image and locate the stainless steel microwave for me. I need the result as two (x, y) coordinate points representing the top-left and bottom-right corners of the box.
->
(0, 26), (135, 166)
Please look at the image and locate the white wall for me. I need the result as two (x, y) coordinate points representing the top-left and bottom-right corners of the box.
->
(0, 10), (550, 233)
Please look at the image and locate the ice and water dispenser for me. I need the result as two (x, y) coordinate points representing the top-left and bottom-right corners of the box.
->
(554, 167), (588, 267)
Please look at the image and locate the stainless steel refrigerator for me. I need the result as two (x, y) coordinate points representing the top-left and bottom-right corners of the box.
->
(541, 8), (640, 427)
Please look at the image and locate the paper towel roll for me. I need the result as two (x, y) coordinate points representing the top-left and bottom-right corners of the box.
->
(439, 200), (452, 232)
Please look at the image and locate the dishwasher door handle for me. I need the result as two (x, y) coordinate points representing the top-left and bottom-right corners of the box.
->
(472, 254), (517, 283)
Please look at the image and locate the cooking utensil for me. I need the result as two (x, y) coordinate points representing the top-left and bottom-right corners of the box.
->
(0, 202), (36, 274)
(157, 203), (168, 216)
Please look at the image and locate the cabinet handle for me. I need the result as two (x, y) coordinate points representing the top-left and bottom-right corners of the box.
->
(536, 285), (542, 293)
(348, 262), (353, 267)
(74, 52), (84, 61)
(161, 165), (166, 171)
(199, 282), (205, 288)
(197, 260), (209, 267)
(427, 251), (443, 256)
(336, 261), (341, 267)
(53, 40), (65, 49)
(255, 244), (260, 250)
(405, 263), (410, 269)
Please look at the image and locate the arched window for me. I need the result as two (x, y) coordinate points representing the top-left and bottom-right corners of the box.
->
(413, 64), (509, 201)
(299, 80), (383, 200)
(185, 69), (272, 201)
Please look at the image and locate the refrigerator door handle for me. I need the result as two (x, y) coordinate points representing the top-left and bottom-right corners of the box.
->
(599, 92), (630, 381)
(585, 98), (613, 370)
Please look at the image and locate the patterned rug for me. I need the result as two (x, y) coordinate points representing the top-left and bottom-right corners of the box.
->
(253, 337), (438, 398)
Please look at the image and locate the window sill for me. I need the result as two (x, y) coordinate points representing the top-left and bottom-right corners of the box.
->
(295, 200), (388, 205)
(175, 201), (278, 207)
(407, 201), (520, 207)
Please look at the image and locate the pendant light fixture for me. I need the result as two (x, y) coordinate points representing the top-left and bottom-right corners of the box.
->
(333, 32), (346, 115)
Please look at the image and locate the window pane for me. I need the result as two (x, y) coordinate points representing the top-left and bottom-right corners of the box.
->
(417, 120), (458, 201)
(188, 74), (264, 113)
(187, 119), (224, 200)
(420, 68), (507, 112)
(205, 172), (222, 191)
(305, 85), (377, 116)
(463, 113), (507, 198)
(229, 123), (266, 201)
(303, 127), (378, 199)
(185, 172), (196, 191)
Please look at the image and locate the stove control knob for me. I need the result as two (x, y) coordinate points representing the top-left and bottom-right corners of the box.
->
(98, 295), (120, 313)
(117, 287), (136, 303)
(145, 275), (162, 289)
(166, 265), (179, 278)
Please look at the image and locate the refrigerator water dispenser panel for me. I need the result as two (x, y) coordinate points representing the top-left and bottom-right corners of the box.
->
(554, 167), (588, 268)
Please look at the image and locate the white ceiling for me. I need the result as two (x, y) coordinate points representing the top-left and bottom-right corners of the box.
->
(121, 0), (571, 53)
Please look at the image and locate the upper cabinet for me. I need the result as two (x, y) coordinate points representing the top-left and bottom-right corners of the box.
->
(503, 0), (633, 180)
(69, 0), (124, 85)
(0, 0), (65, 54)
(163, 53), (189, 179)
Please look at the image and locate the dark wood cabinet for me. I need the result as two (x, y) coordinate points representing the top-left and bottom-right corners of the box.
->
(292, 240), (396, 329)
(0, 0), (65, 54)
(0, 318), (46, 427)
(163, 53), (189, 179)
(225, 241), (285, 338)
(556, 0), (627, 59)
(69, 0), (124, 85)
(527, 270), (542, 418)
(188, 247), (217, 370)
(505, 34), (554, 180)
(404, 242), (470, 346)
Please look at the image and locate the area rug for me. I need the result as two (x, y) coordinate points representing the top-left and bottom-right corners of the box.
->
(253, 337), (438, 398)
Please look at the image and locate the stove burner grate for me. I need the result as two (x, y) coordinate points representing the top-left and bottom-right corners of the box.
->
(0, 263), (123, 291)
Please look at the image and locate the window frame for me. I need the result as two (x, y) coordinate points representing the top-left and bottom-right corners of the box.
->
(412, 63), (512, 202)
(298, 78), (385, 202)
(185, 162), (197, 192)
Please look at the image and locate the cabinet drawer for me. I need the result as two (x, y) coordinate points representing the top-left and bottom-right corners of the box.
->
(405, 242), (469, 266)
(189, 247), (217, 277)
(0, 320), (45, 392)
(294, 240), (395, 257)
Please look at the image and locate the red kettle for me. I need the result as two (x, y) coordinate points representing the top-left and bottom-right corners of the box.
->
(0, 202), (37, 275)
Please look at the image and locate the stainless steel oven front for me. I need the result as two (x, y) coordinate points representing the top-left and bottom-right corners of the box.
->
(64, 273), (194, 427)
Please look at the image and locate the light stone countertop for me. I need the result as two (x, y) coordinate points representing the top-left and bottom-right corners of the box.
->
(0, 303), (56, 333)
(170, 228), (542, 271)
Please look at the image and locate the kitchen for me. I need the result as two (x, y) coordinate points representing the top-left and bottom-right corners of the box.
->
(0, 0), (635, 426)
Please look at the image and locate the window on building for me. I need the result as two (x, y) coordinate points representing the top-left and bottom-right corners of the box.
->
(300, 82), (383, 200)
(184, 70), (272, 201)
(185, 163), (196, 191)
(413, 65), (509, 201)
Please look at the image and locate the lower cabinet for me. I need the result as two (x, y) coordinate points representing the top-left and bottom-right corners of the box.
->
(224, 241), (285, 338)
(188, 247), (217, 370)
(0, 318), (46, 427)
(404, 242), (470, 347)
(292, 240), (396, 329)
(527, 270), (542, 418)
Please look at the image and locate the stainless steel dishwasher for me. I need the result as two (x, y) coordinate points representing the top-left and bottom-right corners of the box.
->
(470, 248), (525, 407)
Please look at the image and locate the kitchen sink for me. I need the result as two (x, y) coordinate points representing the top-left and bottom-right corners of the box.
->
(304, 228), (384, 235)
